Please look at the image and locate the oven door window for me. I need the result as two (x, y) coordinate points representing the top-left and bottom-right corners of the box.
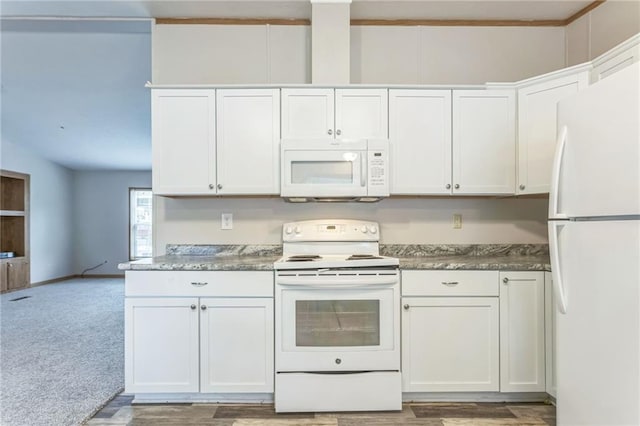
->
(296, 300), (380, 347)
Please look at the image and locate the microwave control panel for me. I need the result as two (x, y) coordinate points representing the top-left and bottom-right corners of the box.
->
(367, 140), (389, 196)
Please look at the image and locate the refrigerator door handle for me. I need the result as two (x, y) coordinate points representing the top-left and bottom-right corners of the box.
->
(549, 125), (568, 219)
(549, 221), (568, 314)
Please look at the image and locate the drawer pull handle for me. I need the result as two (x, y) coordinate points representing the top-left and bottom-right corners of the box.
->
(191, 282), (208, 287)
(442, 281), (459, 286)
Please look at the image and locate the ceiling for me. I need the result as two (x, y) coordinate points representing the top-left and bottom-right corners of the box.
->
(0, 1), (596, 171)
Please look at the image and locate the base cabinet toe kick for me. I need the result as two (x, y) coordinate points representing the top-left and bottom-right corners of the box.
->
(124, 269), (552, 405)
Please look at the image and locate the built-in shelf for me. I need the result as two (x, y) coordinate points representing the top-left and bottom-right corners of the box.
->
(1, 170), (30, 292)
(0, 210), (25, 217)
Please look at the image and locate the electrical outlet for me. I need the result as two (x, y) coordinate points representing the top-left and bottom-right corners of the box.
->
(453, 214), (462, 229)
(221, 213), (233, 230)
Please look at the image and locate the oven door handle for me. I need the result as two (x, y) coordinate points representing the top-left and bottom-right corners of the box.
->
(277, 277), (398, 287)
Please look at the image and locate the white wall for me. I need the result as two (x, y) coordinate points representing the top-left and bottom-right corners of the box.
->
(153, 24), (565, 84)
(566, 1), (640, 66)
(154, 197), (548, 254)
(73, 171), (151, 275)
(351, 26), (566, 84)
(0, 138), (75, 283)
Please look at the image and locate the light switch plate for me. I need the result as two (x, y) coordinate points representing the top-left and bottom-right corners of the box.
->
(221, 213), (233, 230)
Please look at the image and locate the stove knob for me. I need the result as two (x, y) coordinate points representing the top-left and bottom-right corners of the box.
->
(285, 226), (293, 235)
(295, 226), (302, 234)
(360, 226), (368, 233)
(369, 225), (378, 234)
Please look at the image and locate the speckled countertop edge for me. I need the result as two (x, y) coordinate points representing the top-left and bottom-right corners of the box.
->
(119, 244), (550, 272)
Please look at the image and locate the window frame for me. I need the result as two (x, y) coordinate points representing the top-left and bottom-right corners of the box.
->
(129, 187), (153, 260)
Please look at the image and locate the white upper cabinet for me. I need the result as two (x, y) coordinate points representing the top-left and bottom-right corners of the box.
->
(452, 90), (516, 195)
(281, 88), (334, 139)
(152, 89), (216, 195)
(335, 89), (388, 139)
(590, 34), (640, 84)
(388, 90), (452, 195)
(517, 71), (589, 195)
(281, 88), (388, 140)
(216, 89), (281, 194)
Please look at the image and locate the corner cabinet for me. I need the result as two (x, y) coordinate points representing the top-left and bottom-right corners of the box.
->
(517, 69), (589, 195)
(152, 89), (280, 196)
(452, 90), (516, 195)
(401, 271), (500, 392)
(499, 271), (546, 392)
(1, 170), (30, 292)
(281, 88), (388, 140)
(125, 271), (274, 395)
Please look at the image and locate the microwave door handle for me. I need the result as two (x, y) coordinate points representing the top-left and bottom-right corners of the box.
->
(360, 154), (366, 187)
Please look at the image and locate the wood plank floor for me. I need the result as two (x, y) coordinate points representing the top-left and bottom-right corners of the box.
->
(86, 394), (556, 425)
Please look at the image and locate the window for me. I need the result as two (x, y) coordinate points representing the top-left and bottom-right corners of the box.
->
(129, 188), (153, 260)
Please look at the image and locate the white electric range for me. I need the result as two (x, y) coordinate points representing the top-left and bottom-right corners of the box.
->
(273, 220), (401, 413)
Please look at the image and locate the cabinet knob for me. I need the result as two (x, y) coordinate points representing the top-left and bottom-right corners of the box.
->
(201, 305), (207, 311)
(209, 184), (214, 189)
(454, 184), (460, 189)
(327, 129), (333, 135)
(190, 304), (197, 310)
(403, 304), (410, 310)
(217, 184), (222, 190)
(335, 358), (342, 364)
(446, 184), (451, 189)
(503, 277), (509, 284)
(519, 184), (526, 190)
(336, 129), (342, 136)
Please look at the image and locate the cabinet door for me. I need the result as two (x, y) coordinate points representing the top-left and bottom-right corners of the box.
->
(0, 262), (7, 292)
(216, 89), (280, 194)
(152, 89), (216, 195)
(281, 88), (334, 139)
(335, 89), (388, 139)
(452, 90), (516, 195)
(544, 271), (557, 398)
(402, 297), (499, 392)
(200, 298), (274, 393)
(517, 72), (589, 194)
(7, 259), (28, 290)
(389, 90), (452, 195)
(125, 297), (200, 393)
(499, 271), (545, 392)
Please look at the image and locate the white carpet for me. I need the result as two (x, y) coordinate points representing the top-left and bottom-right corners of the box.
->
(1, 278), (124, 426)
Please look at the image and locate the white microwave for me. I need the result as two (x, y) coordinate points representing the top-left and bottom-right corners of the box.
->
(280, 139), (389, 202)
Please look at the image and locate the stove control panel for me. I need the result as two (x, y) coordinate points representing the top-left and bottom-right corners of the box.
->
(282, 220), (381, 242)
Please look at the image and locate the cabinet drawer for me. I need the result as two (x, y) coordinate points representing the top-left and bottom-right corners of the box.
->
(401, 270), (498, 296)
(125, 271), (273, 297)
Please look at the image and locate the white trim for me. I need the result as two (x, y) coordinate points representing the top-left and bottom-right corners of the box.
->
(403, 392), (549, 403)
(145, 82), (485, 90)
(591, 32), (640, 67)
(310, 0), (352, 3)
(132, 393), (274, 404)
(508, 62), (592, 88)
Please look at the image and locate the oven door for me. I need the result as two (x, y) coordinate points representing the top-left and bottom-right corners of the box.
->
(275, 271), (400, 372)
(281, 149), (367, 198)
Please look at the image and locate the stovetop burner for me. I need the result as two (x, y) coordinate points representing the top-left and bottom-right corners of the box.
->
(346, 254), (383, 260)
(285, 255), (322, 262)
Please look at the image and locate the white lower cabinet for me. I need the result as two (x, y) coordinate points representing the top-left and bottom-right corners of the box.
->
(125, 297), (200, 393)
(499, 271), (545, 392)
(200, 298), (274, 393)
(124, 271), (274, 395)
(401, 271), (500, 392)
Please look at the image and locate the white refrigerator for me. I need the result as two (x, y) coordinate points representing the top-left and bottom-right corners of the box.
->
(549, 61), (640, 425)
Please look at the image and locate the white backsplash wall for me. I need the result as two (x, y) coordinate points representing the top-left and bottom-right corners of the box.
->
(154, 197), (548, 254)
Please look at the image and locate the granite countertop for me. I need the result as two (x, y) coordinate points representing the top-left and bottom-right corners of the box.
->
(383, 244), (550, 271)
(119, 244), (550, 272)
